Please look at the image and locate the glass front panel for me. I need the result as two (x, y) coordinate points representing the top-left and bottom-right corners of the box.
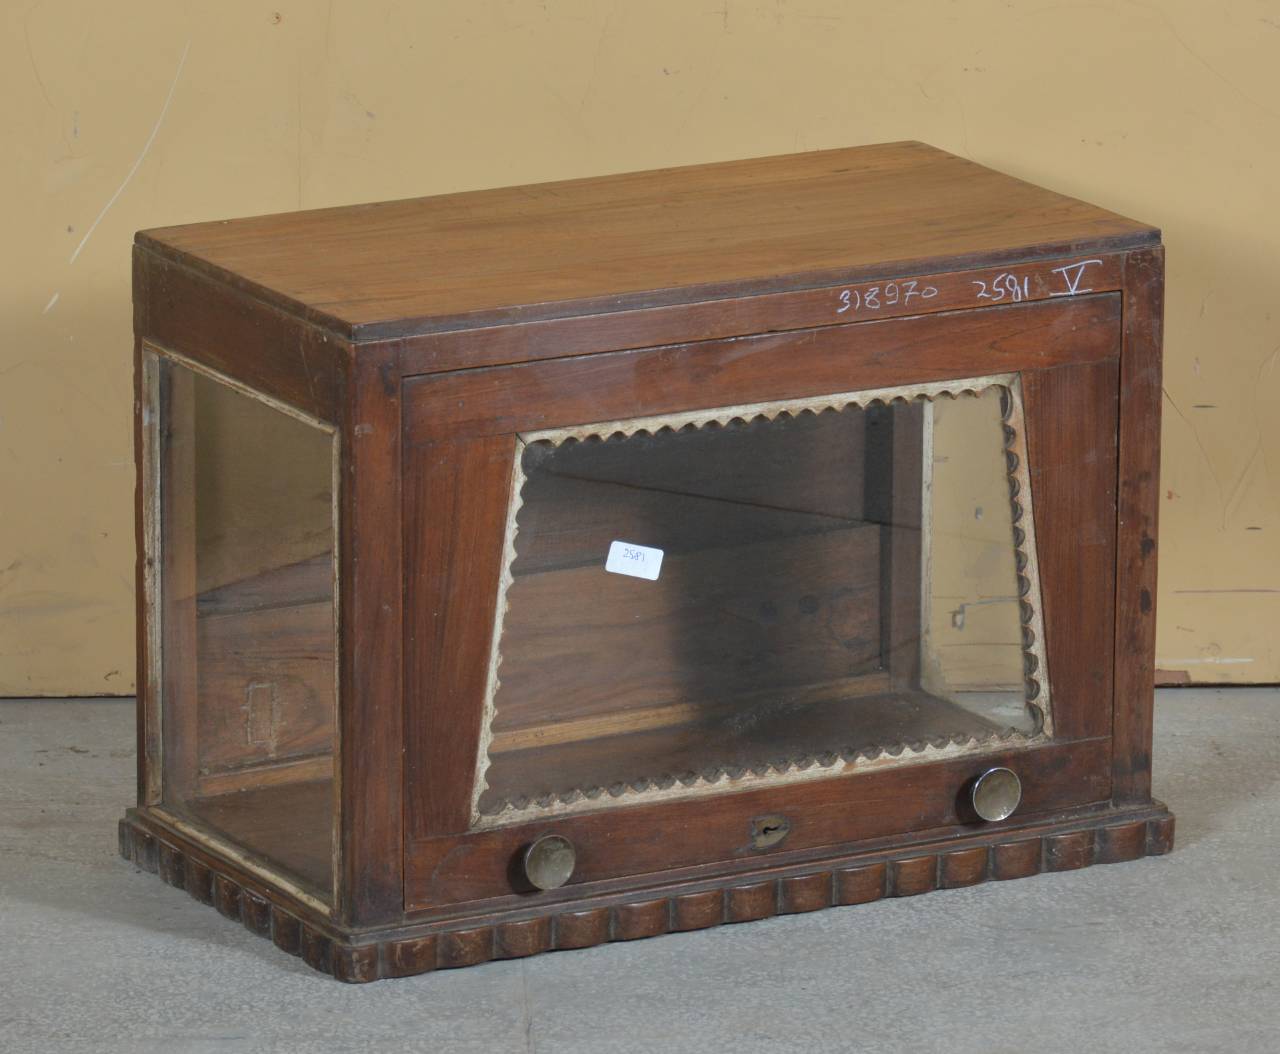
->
(474, 377), (1048, 826)
(922, 389), (1043, 735)
(154, 355), (337, 901)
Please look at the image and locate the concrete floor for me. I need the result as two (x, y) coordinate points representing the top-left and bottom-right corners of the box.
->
(2, 690), (1278, 1053)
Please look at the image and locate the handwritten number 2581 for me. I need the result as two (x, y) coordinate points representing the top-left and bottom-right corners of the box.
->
(972, 273), (1029, 303)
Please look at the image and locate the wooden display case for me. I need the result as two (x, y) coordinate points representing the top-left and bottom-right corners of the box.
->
(119, 141), (1172, 982)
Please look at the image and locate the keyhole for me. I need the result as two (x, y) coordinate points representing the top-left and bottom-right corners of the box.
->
(750, 814), (791, 849)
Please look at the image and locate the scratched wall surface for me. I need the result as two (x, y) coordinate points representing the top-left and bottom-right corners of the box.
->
(2, 0), (1277, 694)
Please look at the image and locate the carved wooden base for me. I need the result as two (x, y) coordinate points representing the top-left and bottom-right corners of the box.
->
(119, 802), (1174, 983)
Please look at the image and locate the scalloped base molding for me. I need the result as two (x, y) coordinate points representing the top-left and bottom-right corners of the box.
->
(119, 802), (1174, 983)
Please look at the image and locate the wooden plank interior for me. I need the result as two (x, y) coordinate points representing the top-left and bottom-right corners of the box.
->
(480, 689), (1014, 817)
(191, 557), (336, 795)
(476, 395), (1040, 822)
(492, 527), (885, 736)
(866, 402), (925, 692)
(152, 355), (341, 904)
(181, 779), (334, 896)
(491, 410), (879, 742)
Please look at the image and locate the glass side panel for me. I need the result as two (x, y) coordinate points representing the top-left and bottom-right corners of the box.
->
(155, 356), (337, 901)
(922, 390), (1043, 735)
(474, 379), (1048, 826)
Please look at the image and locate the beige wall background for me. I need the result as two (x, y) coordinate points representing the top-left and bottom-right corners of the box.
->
(2, 0), (1277, 695)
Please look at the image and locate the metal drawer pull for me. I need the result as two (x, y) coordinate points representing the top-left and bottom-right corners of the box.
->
(971, 767), (1022, 822)
(523, 834), (576, 890)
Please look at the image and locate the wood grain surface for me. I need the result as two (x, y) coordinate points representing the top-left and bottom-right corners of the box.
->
(404, 294), (1123, 444)
(120, 799), (1174, 982)
(137, 142), (1155, 339)
(129, 144), (1166, 977)
(1113, 248), (1165, 802)
(1021, 359), (1121, 742)
(407, 738), (1111, 911)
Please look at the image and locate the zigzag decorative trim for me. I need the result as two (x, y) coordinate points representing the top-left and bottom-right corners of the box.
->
(484, 728), (1041, 816)
(999, 383), (1049, 732)
(119, 807), (1174, 983)
(473, 374), (1054, 826)
(467, 442), (527, 826)
(523, 373), (1020, 445)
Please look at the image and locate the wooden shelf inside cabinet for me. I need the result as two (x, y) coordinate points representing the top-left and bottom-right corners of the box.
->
(123, 140), (1170, 981)
(479, 687), (1031, 819)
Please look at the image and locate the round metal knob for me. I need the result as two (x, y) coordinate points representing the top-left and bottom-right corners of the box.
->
(523, 835), (576, 891)
(971, 767), (1022, 822)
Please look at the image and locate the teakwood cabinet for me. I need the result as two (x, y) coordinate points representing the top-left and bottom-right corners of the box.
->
(120, 141), (1172, 981)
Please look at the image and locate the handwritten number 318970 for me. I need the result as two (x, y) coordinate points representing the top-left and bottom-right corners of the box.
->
(837, 279), (938, 315)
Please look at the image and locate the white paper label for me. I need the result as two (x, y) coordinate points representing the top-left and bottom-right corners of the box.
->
(605, 540), (664, 581)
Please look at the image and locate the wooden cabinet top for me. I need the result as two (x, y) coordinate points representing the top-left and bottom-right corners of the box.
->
(136, 140), (1157, 341)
